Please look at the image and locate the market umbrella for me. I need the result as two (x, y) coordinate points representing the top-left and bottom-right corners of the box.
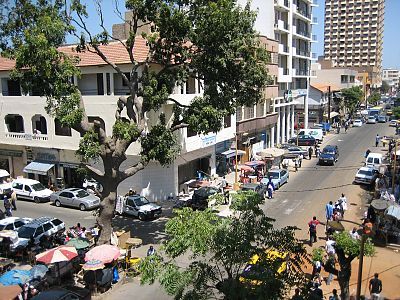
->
(258, 148), (285, 159)
(66, 237), (90, 250)
(236, 165), (254, 172)
(371, 199), (390, 211)
(35, 245), (78, 264)
(327, 220), (345, 232)
(0, 269), (31, 286)
(0, 285), (22, 299)
(85, 245), (120, 263)
(245, 160), (266, 167)
(29, 265), (49, 280)
(82, 259), (105, 271)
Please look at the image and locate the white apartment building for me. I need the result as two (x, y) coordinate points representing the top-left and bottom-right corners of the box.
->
(274, 0), (318, 133)
(0, 40), (236, 201)
(382, 68), (400, 90)
(324, 0), (385, 88)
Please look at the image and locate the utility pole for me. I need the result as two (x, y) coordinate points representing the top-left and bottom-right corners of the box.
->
(328, 85), (332, 123)
(392, 141), (397, 191)
(356, 234), (366, 300)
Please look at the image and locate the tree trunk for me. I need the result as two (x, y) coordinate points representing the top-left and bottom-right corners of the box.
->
(336, 251), (354, 299)
(96, 182), (119, 245)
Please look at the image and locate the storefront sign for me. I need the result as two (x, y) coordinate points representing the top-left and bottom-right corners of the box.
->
(61, 163), (80, 169)
(33, 149), (59, 162)
(0, 149), (23, 157)
(202, 135), (216, 148)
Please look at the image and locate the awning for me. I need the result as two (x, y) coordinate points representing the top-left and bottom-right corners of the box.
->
(323, 112), (340, 119)
(221, 149), (246, 158)
(385, 205), (400, 221)
(23, 161), (54, 175)
(257, 148), (286, 159)
(0, 169), (10, 177)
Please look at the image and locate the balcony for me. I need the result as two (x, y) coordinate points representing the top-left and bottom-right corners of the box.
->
(294, 69), (309, 76)
(296, 49), (310, 57)
(275, 19), (289, 32)
(296, 30), (311, 39)
(279, 43), (289, 54)
(274, 0), (290, 10)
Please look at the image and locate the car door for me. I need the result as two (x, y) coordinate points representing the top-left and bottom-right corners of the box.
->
(23, 184), (33, 201)
(33, 226), (44, 243)
(281, 170), (288, 183)
(124, 197), (138, 216)
(43, 221), (56, 236)
(59, 191), (74, 206)
(12, 182), (24, 199)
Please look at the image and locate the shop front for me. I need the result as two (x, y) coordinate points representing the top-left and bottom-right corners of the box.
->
(0, 148), (24, 178)
(23, 148), (60, 187)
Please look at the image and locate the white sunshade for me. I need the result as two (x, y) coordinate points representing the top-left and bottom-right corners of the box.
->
(221, 149), (246, 158)
(0, 169), (10, 178)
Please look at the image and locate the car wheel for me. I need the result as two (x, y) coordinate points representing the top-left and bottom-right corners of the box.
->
(276, 183), (280, 190)
(55, 200), (61, 207)
(138, 212), (146, 221)
(79, 204), (86, 211)
(34, 197), (40, 204)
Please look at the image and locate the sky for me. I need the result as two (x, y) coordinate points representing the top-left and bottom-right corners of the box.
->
(72, 0), (400, 69)
(312, 0), (400, 69)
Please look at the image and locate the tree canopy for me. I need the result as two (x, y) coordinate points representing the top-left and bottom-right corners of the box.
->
(340, 86), (364, 116)
(140, 192), (311, 299)
(367, 92), (381, 106)
(0, 0), (271, 243)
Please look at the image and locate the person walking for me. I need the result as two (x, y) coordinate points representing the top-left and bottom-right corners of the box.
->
(369, 273), (382, 300)
(291, 288), (303, 300)
(365, 148), (371, 158)
(325, 201), (334, 221)
(308, 216), (323, 246)
(325, 252), (336, 285)
(375, 134), (380, 147)
(11, 190), (17, 211)
(329, 288), (340, 300)
(308, 147), (313, 160)
(3, 195), (12, 217)
(266, 177), (274, 199)
(147, 245), (156, 256)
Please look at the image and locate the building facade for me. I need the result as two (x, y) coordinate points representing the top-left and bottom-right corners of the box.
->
(324, 0), (385, 88)
(382, 68), (400, 92)
(274, 0), (318, 134)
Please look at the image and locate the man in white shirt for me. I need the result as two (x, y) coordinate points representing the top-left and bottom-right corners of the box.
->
(325, 236), (336, 255)
(350, 227), (360, 239)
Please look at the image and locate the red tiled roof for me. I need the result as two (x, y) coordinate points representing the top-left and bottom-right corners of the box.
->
(311, 83), (341, 93)
(0, 38), (149, 71)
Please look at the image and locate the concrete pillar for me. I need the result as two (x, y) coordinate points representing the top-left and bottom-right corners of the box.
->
(271, 126), (275, 147)
(73, 75), (78, 86)
(194, 75), (199, 94)
(286, 105), (290, 140)
(102, 72), (107, 95)
(0, 78), (3, 96)
(110, 73), (114, 96)
(182, 82), (187, 95)
(210, 151), (216, 176)
(281, 105), (286, 143)
(291, 104), (295, 137)
(276, 107), (281, 145)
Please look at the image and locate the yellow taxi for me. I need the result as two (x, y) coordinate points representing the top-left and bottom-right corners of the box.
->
(239, 249), (288, 286)
(386, 109), (393, 116)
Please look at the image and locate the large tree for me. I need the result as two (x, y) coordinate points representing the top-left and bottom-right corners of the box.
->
(0, 0), (270, 243)
(340, 86), (364, 116)
(140, 192), (311, 299)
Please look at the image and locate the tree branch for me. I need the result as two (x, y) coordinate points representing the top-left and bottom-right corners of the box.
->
(168, 98), (190, 108)
(123, 161), (148, 179)
(171, 123), (189, 132)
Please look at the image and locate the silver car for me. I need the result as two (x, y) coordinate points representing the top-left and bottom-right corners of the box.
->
(50, 188), (101, 211)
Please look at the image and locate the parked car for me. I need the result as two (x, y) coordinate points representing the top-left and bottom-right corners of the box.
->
(287, 146), (308, 158)
(12, 178), (53, 203)
(366, 116), (377, 124)
(188, 186), (220, 210)
(389, 119), (399, 127)
(296, 128), (324, 143)
(120, 195), (162, 220)
(240, 183), (268, 200)
(32, 286), (91, 300)
(365, 152), (383, 169)
(288, 135), (316, 146)
(12, 217), (65, 250)
(353, 119), (363, 127)
(261, 169), (289, 189)
(82, 178), (103, 192)
(0, 217), (32, 231)
(354, 167), (379, 185)
(377, 115), (386, 123)
(50, 188), (101, 211)
(318, 145), (339, 166)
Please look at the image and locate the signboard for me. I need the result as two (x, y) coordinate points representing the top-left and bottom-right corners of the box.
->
(202, 135), (216, 148)
(0, 149), (23, 157)
(33, 148), (59, 162)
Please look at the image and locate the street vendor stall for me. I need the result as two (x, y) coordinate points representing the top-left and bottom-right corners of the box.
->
(383, 205), (400, 245)
(245, 160), (266, 181)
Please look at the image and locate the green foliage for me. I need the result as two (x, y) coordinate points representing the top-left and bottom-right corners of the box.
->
(312, 248), (324, 263)
(367, 92), (381, 105)
(341, 86), (364, 115)
(381, 80), (390, 94)
(140, 191), (310, 299)
(392, 107), (400, 120)
(112, 119), (141, 141)
(333, 231), (375, 258)
(76, 130), (101, 162)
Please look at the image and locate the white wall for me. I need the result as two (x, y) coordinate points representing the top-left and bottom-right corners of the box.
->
(237, 0), (274, 39)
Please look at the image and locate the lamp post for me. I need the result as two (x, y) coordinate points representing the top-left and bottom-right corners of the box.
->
(234, 133), (239, 191)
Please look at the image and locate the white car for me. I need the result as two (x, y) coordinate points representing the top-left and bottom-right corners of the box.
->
(353, 119), (363, 127)
(0, 217), (32, 231)
(12, 178), (53, 203)
(366, 116), (376, 124)
(287, 146), (308, 158)
(389, 120), (399, 127)
(354, 167), (378, 185)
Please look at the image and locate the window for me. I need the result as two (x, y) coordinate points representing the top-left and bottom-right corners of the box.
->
(122, 72), (130, 86)
(51, 219), (63, 226)
(55, 119), (72, 136)
(43, 222), (53, 232)
(60, 192), (73, 198)
(5, 223), (14, 230)
(34, 226), (44, 237)
(7, 79), (21, 96)
(187, 127), (197, 138)
(126, 198), (135, 207)
(341, 75), (348, 83)
(97, 73), (104, 95)
(14, 221), (25, 228)
(12, 183), (23, 190)
(24, 185), (31, 192)
(223, 115), (231, 128)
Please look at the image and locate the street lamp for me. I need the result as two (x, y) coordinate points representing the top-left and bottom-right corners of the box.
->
(234, 132), (248, 191)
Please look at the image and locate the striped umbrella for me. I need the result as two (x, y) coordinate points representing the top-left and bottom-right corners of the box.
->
(82, 259), (105, 271)
(84, 244), (120, 263)
(36, 245), (78, 264)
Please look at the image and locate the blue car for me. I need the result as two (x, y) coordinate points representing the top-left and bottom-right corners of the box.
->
(261, 169), (289, 190)
(318, 145), (339, 166)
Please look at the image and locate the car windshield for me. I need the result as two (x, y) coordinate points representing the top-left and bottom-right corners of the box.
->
(18, 226), (35, 239)
(31, 183), (46, 191)
(267, 172), (279, 179)
(0, 224), (6, 230)
(76, 190), (90, 198)
(323, 149), (335, 154)
(133, 197), (150, 206)
(358, 170), (372, 176)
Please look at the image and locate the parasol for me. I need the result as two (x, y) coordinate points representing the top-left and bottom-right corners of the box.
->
(236, 165), (254, 172)
(35, 245), (78, 264)
(0, 269), (31, 286)
(66, 237), (90, 250)
(29, 265), (49, 280)
(245, 160), (266, 167)
(84, 245), (120, 263)
(0, 285), (22, 299)
(257, 148), (285, 159)
(82, 259), (105, 271)
(371, 199), (390, 211)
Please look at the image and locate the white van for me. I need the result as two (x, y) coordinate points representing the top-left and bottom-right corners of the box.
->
(365, 153), (383, 169)
(297, 129), (324, 143)
(12, 178), (53, 203)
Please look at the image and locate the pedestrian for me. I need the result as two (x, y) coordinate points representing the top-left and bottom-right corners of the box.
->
(325, 252), (336, 285)
(367, 205), (377, 224)
(329, 288), (340, 300)
(365, 148), (371, 158)
(325, 201), (334, 221)
(294, 158), (299, 172)
(308, 216), (323, 246)
(350, 227), (360, 239)
(220, 176), (228, 204)
(308, 147), (313, 160)
(375, 134), (380, 147)
(325, 236), (336, 255)
(11, 190), (17, 211)
(291, 288), (303, 300)
(369, 273), (382, 300)
(344, 122), (348, 133)
(267, 177), (274, 199)
(309, 282), (323, 300)
(299, 156), (303, 168)
(147, 245), (156, 256)
(338, 193), (348, 212)
(3, 195), (12, 217)
(363, 218), (373, 235)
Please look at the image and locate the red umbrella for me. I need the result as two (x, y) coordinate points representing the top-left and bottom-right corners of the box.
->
(35, 245), (78, 264)
(236, 165), (254, 172)
(85, 245), (120, 263)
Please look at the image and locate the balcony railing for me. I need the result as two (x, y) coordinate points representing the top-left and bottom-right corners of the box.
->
(5, 132), (49, 141)
(296, 69), (309, 76)
(297, 7), (311, 19)
(297, 30), (311, 38)
(296, 50), (310, 57)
